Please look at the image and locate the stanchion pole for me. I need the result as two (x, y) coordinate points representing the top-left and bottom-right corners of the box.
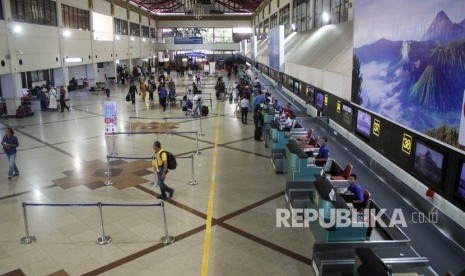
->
(187, 154), (198, 185)
(20, 203), (36, 244)
(160, 202), (175, 244)
(111, 134), (117, 156)
(164, 117), (169, 133)
(129, 116), (132, 134)
(96, 202), (112, 245)
(195, 131), (200, 156)
(199, 100), (204, 136)
(104, 156), (114, 186)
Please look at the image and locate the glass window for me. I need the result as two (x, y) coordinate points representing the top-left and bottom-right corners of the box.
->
(141, 25), (149, 37)
(213, 28), (233, 43)
(150, 27), (156, 38)
(270, 12), (278, 29)
(61, 4), (89, 30)
(279, 4), (291, 37)
(130, 22), (140, 36)
(264, 19), (269, 35)
(293, 0), (309, 32)
(10, 0), (57, 26)
(114, 18), (128, 35)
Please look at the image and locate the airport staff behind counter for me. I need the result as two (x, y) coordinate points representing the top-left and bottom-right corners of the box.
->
(345, 173), (365, 210)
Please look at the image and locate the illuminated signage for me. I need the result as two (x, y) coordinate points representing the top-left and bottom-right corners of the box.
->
(324, 94), (328, 106)
(402, 133), (412, 155)
(337, 100), (341, 113)
(373, 119), (380, 136)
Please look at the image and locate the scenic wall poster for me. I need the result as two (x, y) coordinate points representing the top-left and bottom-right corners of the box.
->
(352, 0), (465, 150)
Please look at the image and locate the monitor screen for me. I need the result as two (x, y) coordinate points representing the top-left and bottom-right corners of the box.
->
(413, 142), (444, 188)
(456, 163), (465, 201)
(316, 91), (324, 110)
(342, 103), (353, 128)
(356, 109), (372, 139)
(307, 86), (315, 105)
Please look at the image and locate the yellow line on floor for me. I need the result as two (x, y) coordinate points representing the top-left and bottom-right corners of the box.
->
(201, 102), (222, 276)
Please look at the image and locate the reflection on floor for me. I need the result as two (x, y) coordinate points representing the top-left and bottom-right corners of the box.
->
(0, 72), (315, 275)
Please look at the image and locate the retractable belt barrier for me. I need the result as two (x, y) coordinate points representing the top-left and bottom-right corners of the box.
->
(105, 154), (198, 186)
(20, 201), (174, 245)
(109, 130), (201, 156)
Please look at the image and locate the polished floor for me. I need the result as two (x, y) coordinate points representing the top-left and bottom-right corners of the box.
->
(0, 72), (315, 275)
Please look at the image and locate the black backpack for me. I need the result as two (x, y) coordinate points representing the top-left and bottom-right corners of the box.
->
(162, 151), (177, 170)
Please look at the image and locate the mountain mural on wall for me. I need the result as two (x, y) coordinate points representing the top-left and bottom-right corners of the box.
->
(353, 9), (465, 149)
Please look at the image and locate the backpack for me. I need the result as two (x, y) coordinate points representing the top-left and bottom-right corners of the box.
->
(162, 151), (177, 170)
(218, 81), (225, 92)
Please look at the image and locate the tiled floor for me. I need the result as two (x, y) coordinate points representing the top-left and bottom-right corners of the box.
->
(0, 72), (315, 275)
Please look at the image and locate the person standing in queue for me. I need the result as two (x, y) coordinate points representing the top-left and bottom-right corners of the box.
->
(254, 106), (264, 141)
(59, 86), (70, 112)
(240, 96), (250, 124)
(2, 128), (19, 180)
(152, 141), (174, 200)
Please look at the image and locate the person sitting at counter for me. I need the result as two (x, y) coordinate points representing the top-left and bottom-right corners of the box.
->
(273, 99), (283, 114)
(315, 137), (329, 159)
(280, 112), (293, 131)
(347, 174), (365, 209)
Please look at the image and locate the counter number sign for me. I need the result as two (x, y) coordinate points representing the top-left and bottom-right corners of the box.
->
(402, 133), (412, 155)
(337, 101), (341, 113)
(373, 119), (380, 136)
(324, 94), (328, 106)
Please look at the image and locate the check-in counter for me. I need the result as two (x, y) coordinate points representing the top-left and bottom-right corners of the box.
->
(270, 120), (287, 152)
(263, 108), (275, 148)
(308, 176), (367, 242)
(285, 140), (322, 182)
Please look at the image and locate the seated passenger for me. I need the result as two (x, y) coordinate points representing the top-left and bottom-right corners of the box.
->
(347, 174), (364, 209)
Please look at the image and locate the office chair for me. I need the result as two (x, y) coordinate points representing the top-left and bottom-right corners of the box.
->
(330, 163), (353, 180)
(354, 190), (373, 240)
(303, 135), (319, 149)
(295, 128), (313, 142)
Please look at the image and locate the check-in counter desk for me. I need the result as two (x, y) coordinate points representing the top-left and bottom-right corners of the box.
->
(270, 120), (288, 173)
(309, 177), (367, 242)
(285, 140), (322, 182)
(263, 109), (275, 148)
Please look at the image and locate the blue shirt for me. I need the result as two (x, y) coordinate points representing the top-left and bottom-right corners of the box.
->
(2, 135), (19, 156)
(254, 94), (265, 107)
(347, 183), (364, 201)
(316, 143), (329, 159)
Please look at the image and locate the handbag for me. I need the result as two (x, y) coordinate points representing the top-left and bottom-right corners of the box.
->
(126, 93), (130, 101)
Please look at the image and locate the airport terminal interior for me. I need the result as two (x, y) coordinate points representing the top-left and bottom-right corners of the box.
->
(0, 0), (465, 275)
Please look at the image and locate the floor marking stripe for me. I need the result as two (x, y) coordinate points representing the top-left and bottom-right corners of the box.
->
(201, 102), (222, 276)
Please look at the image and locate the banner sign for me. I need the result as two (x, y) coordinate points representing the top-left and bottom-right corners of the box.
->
(104, 101), (117, 135)
(174, 37), (203, 44)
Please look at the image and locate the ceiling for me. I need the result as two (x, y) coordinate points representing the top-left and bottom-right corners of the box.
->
(129, 0), (263, 14)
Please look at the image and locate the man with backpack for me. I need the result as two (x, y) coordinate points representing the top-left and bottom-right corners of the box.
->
(152, 141), (175, 200)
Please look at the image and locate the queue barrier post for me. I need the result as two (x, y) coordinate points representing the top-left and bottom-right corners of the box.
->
(195, 131), (200, 156)
(188, 154), (198, 185)
(160, 201), (175, 244)
(104, 156), (115, 186)
(20, 203), (36, 244)
(97, 202), (112, 245)
(111, 134), (117, 156)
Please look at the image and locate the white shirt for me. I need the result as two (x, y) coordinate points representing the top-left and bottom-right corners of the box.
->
(240, 98), (249, 108)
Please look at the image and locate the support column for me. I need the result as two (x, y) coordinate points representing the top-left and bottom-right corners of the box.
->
(53, 67), (69, 87)
(0, 74), (23, 116)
